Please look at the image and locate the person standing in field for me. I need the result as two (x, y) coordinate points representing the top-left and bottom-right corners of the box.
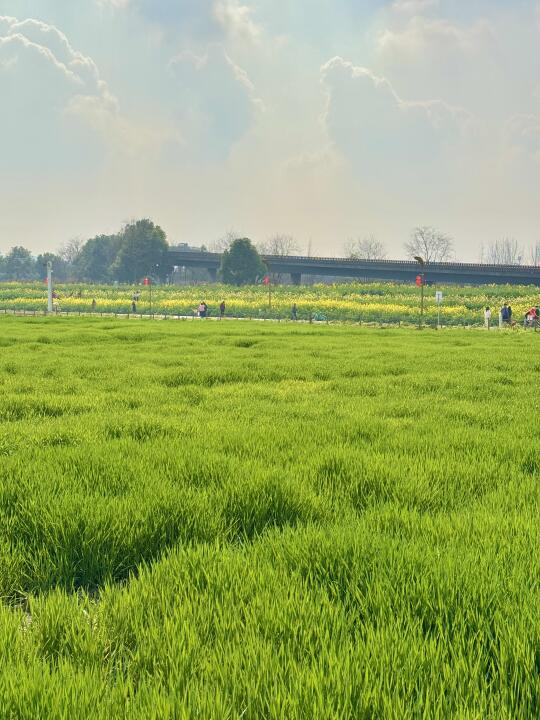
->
(484, 307), (491, 329)
(220, 301), (226, 319)
(500, 302), (512, 327)
(291, 303), (297, 321)
(525, 307), (538, 327)
(91, 299), (96, 312)
(131, 300), (137, 313)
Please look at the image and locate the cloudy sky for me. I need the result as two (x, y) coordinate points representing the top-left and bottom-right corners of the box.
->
(1, 0), (539, 259)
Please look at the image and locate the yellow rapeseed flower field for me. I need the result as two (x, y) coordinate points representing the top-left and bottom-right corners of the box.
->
(1, 280), (539, 325)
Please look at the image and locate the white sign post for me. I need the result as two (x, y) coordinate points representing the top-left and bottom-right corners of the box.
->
(47, 261), (53, 313)
(435, 291), (443, 328)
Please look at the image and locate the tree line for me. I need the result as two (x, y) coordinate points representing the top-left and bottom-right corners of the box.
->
(347, 228), (540, 266)
(2, 221), (538, 285)
(0, 220), (272, 286)
(0, 219), (170, 283)
(216, 226), (538, 266)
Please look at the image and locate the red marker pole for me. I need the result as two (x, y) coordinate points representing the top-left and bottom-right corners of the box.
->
(263, 275), (271, 308)
(421, 274), (424, 328)
(144, 276), (152, 314)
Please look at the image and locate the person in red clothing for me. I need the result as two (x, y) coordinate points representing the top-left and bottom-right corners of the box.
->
(525, 307), (538, 327)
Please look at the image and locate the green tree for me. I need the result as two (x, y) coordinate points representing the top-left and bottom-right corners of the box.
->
(220, 238), (266, 285)
(4, 246), (37, 280)
(113, 219), (169, 283)
(74, 234), (122, 282)
(36, 253), (70, 282)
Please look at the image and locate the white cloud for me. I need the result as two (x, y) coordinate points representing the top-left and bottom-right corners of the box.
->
(213, 0), (260, 41)
(0, 15), (117, 122)
(96, 0), (130, 7)
(320, 56), (473, 176)
(503, 114), (540, 160)
(373, 9), (539, 125)
(2, 1), (540, 258)
(391, 0), (439, 15)
(167, 44), (261, 160)
(379, 15), (494, 58)
(95, 0), (221, 45)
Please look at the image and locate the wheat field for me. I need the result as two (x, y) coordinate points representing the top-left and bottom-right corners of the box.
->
(0, 316), (539, 718)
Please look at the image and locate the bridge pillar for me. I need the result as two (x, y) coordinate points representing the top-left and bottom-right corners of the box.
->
(208, 268), (217, 282)
(291, 272), (302, 286)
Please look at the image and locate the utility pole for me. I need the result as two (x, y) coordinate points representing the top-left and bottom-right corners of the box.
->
(414, 256), (425, 329)
(147, 264), (159, 315)
(436, 291), (443, 329)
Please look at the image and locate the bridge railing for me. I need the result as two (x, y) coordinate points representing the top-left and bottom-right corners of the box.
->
(169, 249), (540, 274)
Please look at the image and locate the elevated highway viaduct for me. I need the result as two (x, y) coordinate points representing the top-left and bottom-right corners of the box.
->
(168, 249), (540, 286)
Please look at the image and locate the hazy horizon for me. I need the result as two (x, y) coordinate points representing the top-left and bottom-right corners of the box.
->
(1, 0), (539, 261)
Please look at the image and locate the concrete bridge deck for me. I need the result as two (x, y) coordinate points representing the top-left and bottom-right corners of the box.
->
(168, 249), (540, 286)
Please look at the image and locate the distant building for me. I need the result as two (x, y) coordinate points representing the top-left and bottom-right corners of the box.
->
(170, 243), (202, 253)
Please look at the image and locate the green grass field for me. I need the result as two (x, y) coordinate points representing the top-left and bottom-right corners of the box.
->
(1, 316), (539, 718)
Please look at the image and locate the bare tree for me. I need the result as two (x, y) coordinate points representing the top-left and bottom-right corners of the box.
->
(486, 237), (523, 265)
(209, 229), (241, 254)
(529, 243), (540, 266)
(345, 234), (387, 260)
(256, 234), (300, 283)
(404, 226), (454, 263)
(58, 237), (85, 265)
(257, 234), (300, 256)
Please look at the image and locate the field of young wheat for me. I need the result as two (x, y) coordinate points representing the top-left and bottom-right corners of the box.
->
(2, 280), (540, 325)
(0, 315), (539, 718)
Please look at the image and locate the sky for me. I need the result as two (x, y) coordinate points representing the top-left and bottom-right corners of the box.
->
(1, 0), (539, 260)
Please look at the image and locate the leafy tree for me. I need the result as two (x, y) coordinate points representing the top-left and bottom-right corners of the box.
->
(36, 253), (70, 282)
(404, 226), (453, 264)
(74, 234), (122, 282)
(220, 238), (266, 285)
(113, 219), (169, 283)
(3, 246), (37, 280)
